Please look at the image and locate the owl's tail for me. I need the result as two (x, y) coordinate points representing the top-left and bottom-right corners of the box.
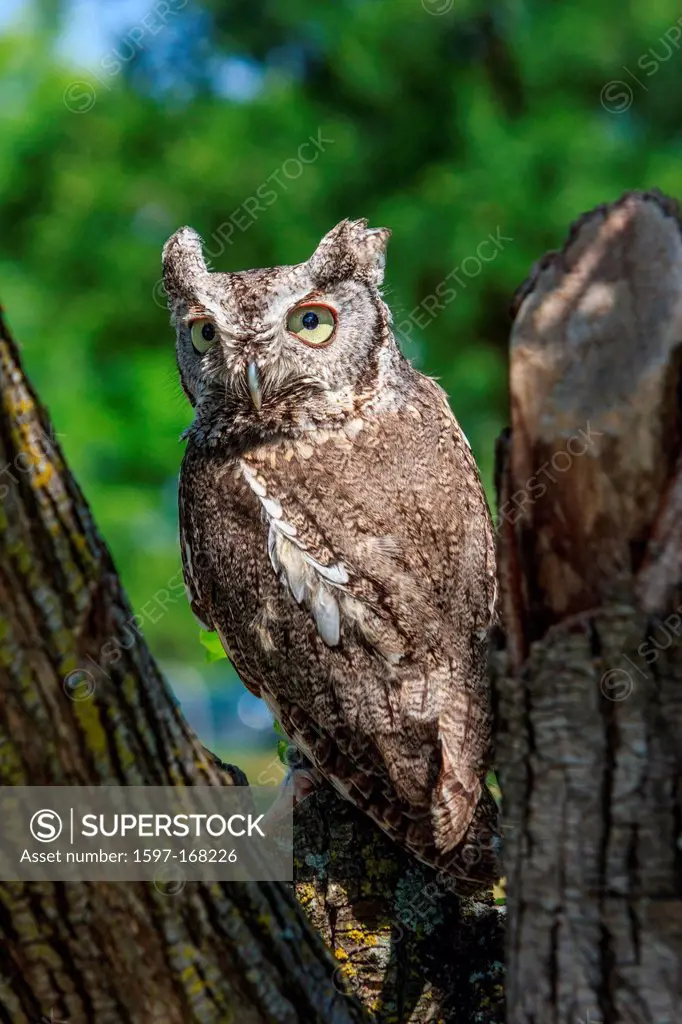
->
(420, 697), (500, 886)
(433, 782), (501, 888)
(399, 771), (500, 889)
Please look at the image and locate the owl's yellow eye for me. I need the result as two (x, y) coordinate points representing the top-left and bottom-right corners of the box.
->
(190, 319), (218, 354)
(286, 304), (336, 347)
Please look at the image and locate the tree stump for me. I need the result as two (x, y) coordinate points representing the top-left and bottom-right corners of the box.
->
(494, 190), (682, 1024)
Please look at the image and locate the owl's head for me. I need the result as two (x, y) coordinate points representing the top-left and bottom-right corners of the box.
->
(163, 218), (403, 446)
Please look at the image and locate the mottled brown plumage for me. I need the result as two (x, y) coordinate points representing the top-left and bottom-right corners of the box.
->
(163, 219), (499, 884)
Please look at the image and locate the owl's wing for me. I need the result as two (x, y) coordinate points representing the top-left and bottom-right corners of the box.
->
(240, 388), (495, 663)
(240, 385), (496, 854)
(269, 504), (493, 859)
(241, 458), (410, 662)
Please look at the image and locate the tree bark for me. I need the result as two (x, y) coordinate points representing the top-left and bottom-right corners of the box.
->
(294, 790), (505, 1023)
(0, 306), (503, 1023)
(494, 190), (682, 1023)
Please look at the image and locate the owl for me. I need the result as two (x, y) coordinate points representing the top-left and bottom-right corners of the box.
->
(163, 219), (499, 884)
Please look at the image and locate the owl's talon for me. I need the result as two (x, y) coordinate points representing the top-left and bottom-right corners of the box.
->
(284, 765), (322, 806)
(261, 762), (323, 831)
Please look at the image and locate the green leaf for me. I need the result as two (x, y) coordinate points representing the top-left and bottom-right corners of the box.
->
(273, 721), (290, 765)
(486, 770), (502, 806)
(198, 630), (228, 663)
(277, 739), (289, 765)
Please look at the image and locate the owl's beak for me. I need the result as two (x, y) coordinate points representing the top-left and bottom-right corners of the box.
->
(247, 361), (262, 411)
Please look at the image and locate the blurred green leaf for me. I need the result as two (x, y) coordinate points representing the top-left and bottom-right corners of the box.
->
(199, 630), (228, 663)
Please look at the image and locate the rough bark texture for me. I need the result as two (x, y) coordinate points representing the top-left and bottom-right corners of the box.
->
(0, 306), (504, 1023)
(294, 790), (505, 1024)
(494, 190), (682, 1024)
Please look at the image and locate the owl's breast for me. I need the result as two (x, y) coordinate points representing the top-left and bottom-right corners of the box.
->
(181, 449), (279, 633)
(180, 442), (334, 692)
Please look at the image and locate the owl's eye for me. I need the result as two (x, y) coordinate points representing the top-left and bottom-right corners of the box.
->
(190, 319), (218, 354)
(286, 304), (336, 347)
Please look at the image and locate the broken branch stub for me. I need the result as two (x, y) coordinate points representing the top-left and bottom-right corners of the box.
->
(500, 190), (682, 660)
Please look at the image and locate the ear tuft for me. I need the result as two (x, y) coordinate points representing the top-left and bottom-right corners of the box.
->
(309, 219), (391, 287)
(162, 227), (209, 300)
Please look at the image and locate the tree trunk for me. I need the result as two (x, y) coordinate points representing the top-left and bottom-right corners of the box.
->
(494, 190), (682, 1023)
(0, 306), (503, 1023)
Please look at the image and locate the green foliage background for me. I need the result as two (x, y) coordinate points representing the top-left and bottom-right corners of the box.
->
(1, 0), (680, 758)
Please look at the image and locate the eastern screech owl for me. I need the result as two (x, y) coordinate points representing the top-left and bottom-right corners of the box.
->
(163, 218), (499, 884)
